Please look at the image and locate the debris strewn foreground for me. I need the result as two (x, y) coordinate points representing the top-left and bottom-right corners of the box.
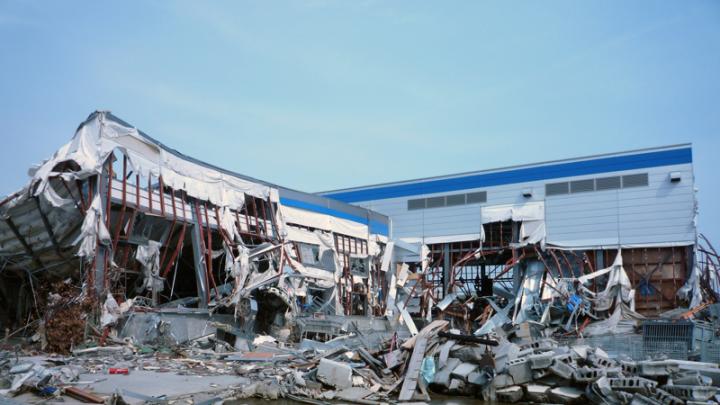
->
(1, 313), (719, 404)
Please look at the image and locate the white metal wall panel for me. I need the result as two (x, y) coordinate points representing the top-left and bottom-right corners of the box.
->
(349, 162), (695, 248)
(545, 163), (694, 248)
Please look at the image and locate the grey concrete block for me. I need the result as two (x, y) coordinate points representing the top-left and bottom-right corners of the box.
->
(496, 386), (523, 403)
(528, 352), (554, 369)
(549, 358), (575, 380)
(629, 393), (662, 405)
(316, 358), (352, 389)
(506, 357), (532, 385)
(467, 367), (494, 387)
(548, 386), (585, 404)
(607, 377), (657, 395)
(650, 388), (684, 405)
(573, 366), (605, 382)
(661, 385), (718, 402)
(492, 373), (514, 388)
(524, 384), (550, 402)
(451, 362), (478, 382)
(433, 357), (461, 388)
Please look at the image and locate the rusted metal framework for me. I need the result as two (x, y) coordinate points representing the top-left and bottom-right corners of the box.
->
(0, 112), (389, 341)
(0, 149), (280, 310)
(334, 233), (370, 315)
(395, 218), (694, 323)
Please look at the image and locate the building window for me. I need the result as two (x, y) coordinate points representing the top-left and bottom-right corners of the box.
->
(407, 198), (426, 210)
(622, 173), (649, 188)
(595, 176), (621, 190)
(426, 196), (446, 208)
(466, 191), (487, 204)
(570, 179), (595, 193)
(407, 191), (487, 211)
(545, 182), (569, 196)
(446, 193), (466, 206)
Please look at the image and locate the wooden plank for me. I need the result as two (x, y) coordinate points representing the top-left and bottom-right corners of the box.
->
(398, 335), (428, 401)
(64, 387), (105, 403)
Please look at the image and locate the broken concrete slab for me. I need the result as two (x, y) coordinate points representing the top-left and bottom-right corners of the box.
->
(661, 384), (718, 401)
(492, 373), (514, 389)
(335, 386), (373, 402)
(316, 358), (353, 389)
(528, 351), (554, 369)
(450, 362), (478, 382)
(524, 383), (550, 402)
(650, 388), (684, 405)
(548, 386), (585, 404)
(506, 357), (532, 385)
(496, 385), (523, 403)
(432, 357), (461, 388)
(548, 358), (575, 380)
(629, 393), (662, 405)
(671, 371), (713, 386)
(572, 366), (605, 382)
(607, 377), (658, 394)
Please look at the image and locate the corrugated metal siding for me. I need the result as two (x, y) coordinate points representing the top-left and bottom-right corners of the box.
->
(352, 163), (695, 247)
(544, 164), (694, 247)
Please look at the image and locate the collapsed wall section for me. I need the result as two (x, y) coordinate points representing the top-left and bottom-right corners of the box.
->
(0, 111), (389, 348)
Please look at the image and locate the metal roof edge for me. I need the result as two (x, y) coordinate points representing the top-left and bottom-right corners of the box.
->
(88, 111), (388, 227)
(318, 143), (693, 195)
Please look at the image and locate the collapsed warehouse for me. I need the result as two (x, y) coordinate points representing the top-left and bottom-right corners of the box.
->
(0, 111), (392, 351)
(0, 112), (719, 404)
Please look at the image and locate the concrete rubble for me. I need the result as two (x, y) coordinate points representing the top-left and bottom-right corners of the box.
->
(1, 314), (718, 404)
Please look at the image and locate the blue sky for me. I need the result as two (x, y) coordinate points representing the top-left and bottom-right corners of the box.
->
(1, 1), (719, 242)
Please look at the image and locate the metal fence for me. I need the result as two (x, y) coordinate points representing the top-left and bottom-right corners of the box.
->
(558, 330), (718, 363)
(700, 341), (720, 364)
(641, 320), (714, 354)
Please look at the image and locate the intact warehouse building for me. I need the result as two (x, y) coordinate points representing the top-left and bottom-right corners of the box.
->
(322, 144), (697, 316)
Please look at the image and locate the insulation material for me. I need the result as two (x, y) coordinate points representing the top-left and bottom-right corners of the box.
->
(518, 220), (546, 248)
(290, 261), (335, 285)
(677, 263), (704, 308)
(581, 307), (623, 336)
(279, 205), (368, 240)
(219, 206), (244, 243)
(100, 293), (120, 328)
(73, 195), (111, 258)
(420, 244), (430, 272)
(577, 250), (636, 314)
(135, 240), (163, 292)
(225, 244), (250, 293)
(100, 293), (134, 328)
(483, 202), (546, 248)
(285, 226), (323, 246)
(513, 261), (545, 323)
(367, 238), (381, 256)
(25, 113), (272, 212)
(481, 202), (544, 224)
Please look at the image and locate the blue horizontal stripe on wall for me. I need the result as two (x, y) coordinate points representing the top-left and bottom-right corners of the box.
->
(368, 220), (389, 236)
(280, 198), (389, 236)
(323, 148), (692, 203)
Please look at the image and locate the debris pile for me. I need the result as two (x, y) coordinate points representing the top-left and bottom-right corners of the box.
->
(4, 313), (718, 404)
(39, 279), (95, 353)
